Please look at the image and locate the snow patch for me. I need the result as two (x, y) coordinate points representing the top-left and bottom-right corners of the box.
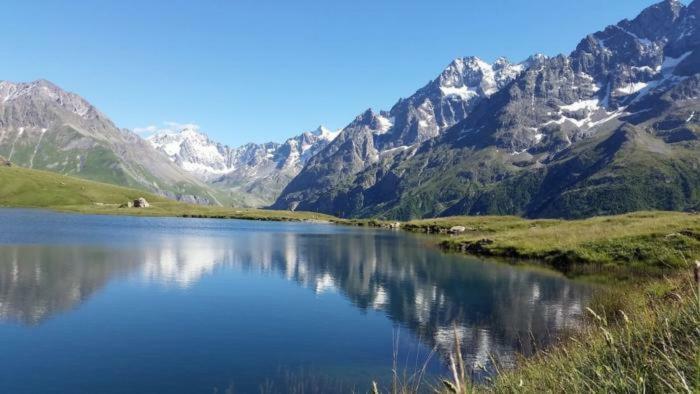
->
(560, 99), (600, 112)
(615, 82), (648, 95)
(375, 114), (394, 134)
(439, 85), (478, 100)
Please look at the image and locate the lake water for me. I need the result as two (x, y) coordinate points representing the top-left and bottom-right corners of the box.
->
(0, 209), (592, 393)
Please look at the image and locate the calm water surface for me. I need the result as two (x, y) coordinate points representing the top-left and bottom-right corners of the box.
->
(0, 209), (593, 393)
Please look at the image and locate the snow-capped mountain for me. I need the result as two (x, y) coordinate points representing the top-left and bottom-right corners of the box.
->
(0, 79), (214, 204)
(272, 56), (530, 211)
(148, 125), (340, 205)
(376, 55), (530, 150)
(275, 0), (700, 219)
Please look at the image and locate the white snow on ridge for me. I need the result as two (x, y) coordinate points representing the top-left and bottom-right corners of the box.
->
(312, 125), (341, 141)
(560, 99), (600, 112)
(615, 82), (648, 95)
(440, 85), (479, 100)
(376, 114), (394, 133)
(539, 96), (626, 133)
(438, 56), (526, 100)
(147, 123), (339, 180)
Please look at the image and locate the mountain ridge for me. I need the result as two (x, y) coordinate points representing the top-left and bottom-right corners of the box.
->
(0, 79), (218, 204)
(147, 124), (340, 206)
(273, 0), (700, 219)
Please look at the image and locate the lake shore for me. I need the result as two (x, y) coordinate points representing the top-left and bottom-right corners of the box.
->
(1, 165), (698, 392)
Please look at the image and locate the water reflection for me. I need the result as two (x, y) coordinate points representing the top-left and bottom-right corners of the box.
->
(0, 215), (591, 376)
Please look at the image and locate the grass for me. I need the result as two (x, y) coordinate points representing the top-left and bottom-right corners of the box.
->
(377, 214), (700, 392)
(481, 275), (700, 393)
(407, 212), (700, 277)
(2, 164), (699, 392)
(372, 274), (699, 394)
(0, 165), (337, 222)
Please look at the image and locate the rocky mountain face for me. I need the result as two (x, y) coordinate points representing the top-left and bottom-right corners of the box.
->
(148, 125), (339, 206)
(272, 57), (529, 211)
(0, 79), (214, 204)
(275, 0), (700, 219)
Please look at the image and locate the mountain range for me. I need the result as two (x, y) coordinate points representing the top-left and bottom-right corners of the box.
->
(2, 0), (699, 220)
(0, 79), (214, 204)
(147, 125), (339, 206)
(273, 0), (700, 219)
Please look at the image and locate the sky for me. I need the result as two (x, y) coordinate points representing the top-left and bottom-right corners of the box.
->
(0, 0), (668, 146)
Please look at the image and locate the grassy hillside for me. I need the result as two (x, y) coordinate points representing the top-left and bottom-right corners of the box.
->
(0, 165), (336, 222)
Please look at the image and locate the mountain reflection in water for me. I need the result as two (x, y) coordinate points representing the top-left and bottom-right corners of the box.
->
(0, 209), (592, 391)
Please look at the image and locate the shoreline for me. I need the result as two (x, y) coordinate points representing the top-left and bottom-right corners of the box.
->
(5, 204), (699, 278)
(0, 205), (697, 392)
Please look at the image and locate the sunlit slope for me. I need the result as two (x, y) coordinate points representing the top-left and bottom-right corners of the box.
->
(0, 165), (336, 221)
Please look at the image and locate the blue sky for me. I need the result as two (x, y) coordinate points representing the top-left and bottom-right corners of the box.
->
(1, 0), (666, 146)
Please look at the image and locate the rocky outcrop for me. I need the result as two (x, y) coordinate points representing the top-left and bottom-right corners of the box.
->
(133, 198), (150, 208)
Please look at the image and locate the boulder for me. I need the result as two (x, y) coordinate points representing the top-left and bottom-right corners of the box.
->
(133, 197), (150, 208)
(449, 226), (466, 234)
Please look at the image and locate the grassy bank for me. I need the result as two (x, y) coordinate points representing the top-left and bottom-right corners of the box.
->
(483, 275), (699, 393)
(404, 212), (700, 278)
(372, 214), (700, 392)
(0, 165), (336, 222)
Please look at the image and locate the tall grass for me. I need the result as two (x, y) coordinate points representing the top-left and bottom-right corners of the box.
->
(485, 275), (699, 393)
(438, 275), (698, 393)
(370, 275), (699, 393)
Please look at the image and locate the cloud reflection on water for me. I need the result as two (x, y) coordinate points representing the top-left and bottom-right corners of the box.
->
(0, 226), (591, 373)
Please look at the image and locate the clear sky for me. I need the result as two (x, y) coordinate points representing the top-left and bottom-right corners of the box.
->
(0, 0), (667, 146)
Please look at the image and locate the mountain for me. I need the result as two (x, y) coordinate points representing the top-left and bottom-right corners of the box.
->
(272, 56), (530, 212)
(148, 125), (340, 206)
(274, 0), (700, 219)
(0, 79), (215, 204)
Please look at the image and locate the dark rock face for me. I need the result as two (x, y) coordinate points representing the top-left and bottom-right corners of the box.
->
(273, 57), (528, 212)
(275, 0), (700, 220)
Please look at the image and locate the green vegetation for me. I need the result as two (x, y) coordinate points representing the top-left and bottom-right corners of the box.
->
(407, 212), (700, 277)
(2, 164), (699, 392)
(0, 165), (336, 222)
(395, 214), (700, 393)
(484, 277), (699, 393)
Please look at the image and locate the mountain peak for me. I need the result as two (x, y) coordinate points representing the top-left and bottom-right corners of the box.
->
(357, 108), (376, 122)
(436, 55), (525, 99)
(0, 78), (96, 119)
(493, 57), (512, 69)
(524, 53), (548, 67)
(310, 125), (341, 141)
(311, 125), (330, 136)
